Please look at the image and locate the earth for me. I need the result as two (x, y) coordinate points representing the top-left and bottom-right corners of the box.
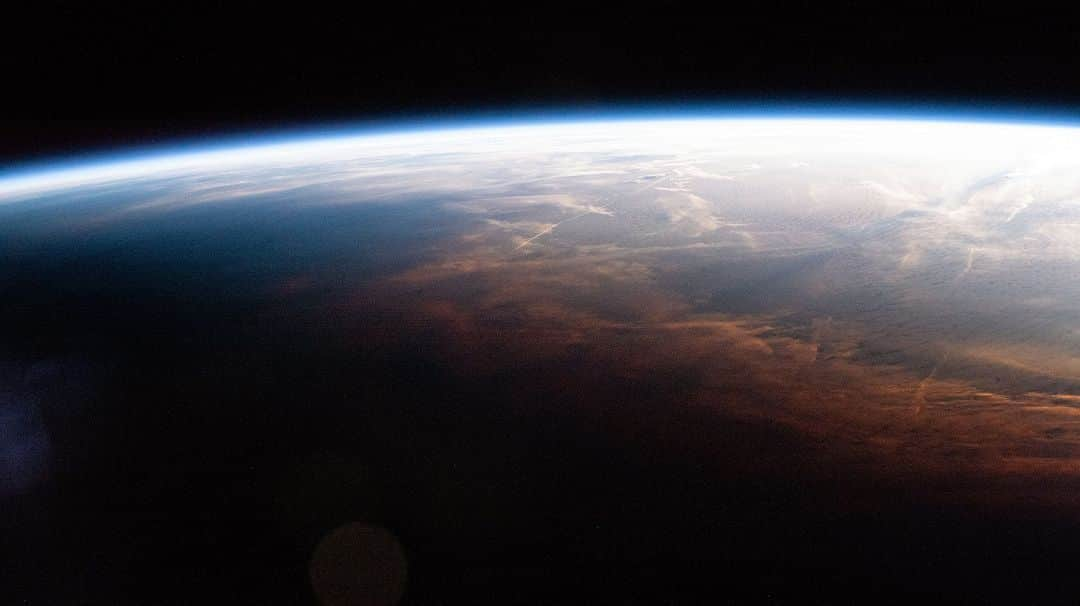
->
(4, 117), (1080, 604)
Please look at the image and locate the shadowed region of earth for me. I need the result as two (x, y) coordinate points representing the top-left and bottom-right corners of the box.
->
(3, 119), (1080, 604)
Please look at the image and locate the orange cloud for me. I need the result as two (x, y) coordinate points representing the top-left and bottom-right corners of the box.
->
(308, 216), (1080, 517)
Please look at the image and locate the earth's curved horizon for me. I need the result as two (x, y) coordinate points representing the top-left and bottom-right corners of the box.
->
(5, 116), (1080, 604)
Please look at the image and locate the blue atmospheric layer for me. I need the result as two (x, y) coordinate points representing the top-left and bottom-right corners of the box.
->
(4, 101), (1080, 186)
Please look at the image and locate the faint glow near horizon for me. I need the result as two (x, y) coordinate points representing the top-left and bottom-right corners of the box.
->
(3, 117), (1080, 200)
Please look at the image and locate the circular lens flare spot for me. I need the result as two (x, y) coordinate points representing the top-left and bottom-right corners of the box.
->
(309, 523), (407, 606)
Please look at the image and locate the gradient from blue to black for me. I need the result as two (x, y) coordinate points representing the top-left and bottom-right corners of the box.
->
(6, 6), (1080, 163)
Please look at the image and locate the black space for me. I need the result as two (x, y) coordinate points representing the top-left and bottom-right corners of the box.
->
(5, 7), (1080, 163)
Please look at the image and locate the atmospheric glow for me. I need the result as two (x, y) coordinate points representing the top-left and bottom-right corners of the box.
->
(4, 117), (1080, 200)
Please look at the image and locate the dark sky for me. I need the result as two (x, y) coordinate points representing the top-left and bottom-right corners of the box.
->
(5, 7), (1080, 163)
